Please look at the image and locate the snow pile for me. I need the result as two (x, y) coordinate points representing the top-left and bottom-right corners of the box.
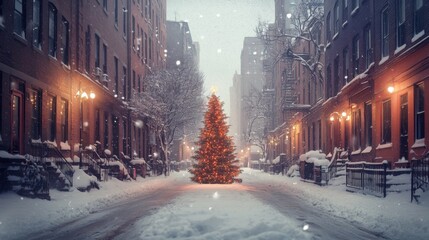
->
(72, 167), (99, 191)
(286, 164), (300, 177)
(299, 150), (329, 166)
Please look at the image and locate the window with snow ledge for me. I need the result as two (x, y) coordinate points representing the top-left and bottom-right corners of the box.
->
(411, 138), (425, 149)
(378, 56), (389, 65)
(376, 143), (392, 150)
(412, 30), (425, 43)
(361, 146), (372, 154)
(351, 148), (361, 155)
(394, 44), (406, 55)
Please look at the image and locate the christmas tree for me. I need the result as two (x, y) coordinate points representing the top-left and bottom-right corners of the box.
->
(190, 94), (241, 184)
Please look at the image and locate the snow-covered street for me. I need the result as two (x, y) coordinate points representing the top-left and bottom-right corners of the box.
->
(1, 168), (428, 240)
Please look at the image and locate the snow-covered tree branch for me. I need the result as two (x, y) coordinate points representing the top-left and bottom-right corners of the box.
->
(256, 0), (324, 83)
(130, 55), (205, 168)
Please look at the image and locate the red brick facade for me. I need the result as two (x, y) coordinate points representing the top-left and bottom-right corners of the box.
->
(0, 0), (166, 162)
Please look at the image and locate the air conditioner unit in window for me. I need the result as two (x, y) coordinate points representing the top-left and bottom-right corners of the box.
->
(95, 67), (103, 76)
(102, 74), (110, 82)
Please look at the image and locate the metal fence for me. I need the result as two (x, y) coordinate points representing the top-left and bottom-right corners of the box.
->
(411, 153), (429, 202)
(346, 161), (388, 197)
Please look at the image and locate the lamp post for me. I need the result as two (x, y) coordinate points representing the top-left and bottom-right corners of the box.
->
(78, 88), (95, 169)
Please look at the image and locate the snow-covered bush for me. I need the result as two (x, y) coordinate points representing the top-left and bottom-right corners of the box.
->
(73, 167), (99, 192)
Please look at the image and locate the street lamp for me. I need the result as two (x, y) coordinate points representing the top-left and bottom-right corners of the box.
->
(78, 89), (95, 169)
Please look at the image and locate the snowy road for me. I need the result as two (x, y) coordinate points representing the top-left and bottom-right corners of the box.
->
(25, 183), (185, 240)
(20, 170), (390, 240)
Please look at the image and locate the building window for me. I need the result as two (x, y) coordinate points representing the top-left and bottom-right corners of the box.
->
(364, 24), (373, 68)
(95, 109), (100, 142)
(414, 0), (424, 35)
(365, 102), (372, 146)
(351, 0), (358, 11)
(342, 0), (348, 23)
(352, 35), (359, 77)
(334, 1), (339, 35)
(144, 32), (148, 62)
(47, 95), (56, 142)
(30, 89), (42, 140)
(381, 6), (389, 58)
(326, 12), (331, 42)
(102, 43), (107, 73)
(111, 115), (119, 156)
(60, 99), (68, 142)
(132, 16), (136, 49)
(334, 56), (339, 95)
(145, 0), (150, 19)
(396, 0), (406, 48)
(62, 18), (70, 65)
(114, 0), (118, 25)
(32, 0), (42, 48)
(415, 83), (425, 140)
(382, 99), (392, 144)
(132, 70), (136, 90)
(149, 37), (152, 60)
(352, 109), (362, 150)
(103, 0), (107, 11)
(14, 0), (26, 38)
(123, 119), (128, 156)
(343, 47), (349, 84)
(123, 66), (127, 99)
(85, 26), (91, 73)
(48, 3), (57, 57)
(138, 75), (141, 92)
(114, 57), (119, 95)
(104, 112), (109, 149)
(0, 0), (4, 25)
(0, 73), (2, 140)
(326, 65), (332, 98)
(95, 34), (100, 68)
(123, 6), (127, 38)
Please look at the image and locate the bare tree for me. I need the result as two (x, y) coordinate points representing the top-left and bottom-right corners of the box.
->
(256, 0), (324, 83)
(242, 86), (272, 159)
(130, 56), (205, 172)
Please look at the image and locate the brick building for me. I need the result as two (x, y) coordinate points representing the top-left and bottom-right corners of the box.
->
(324, 0), (429, 165)
(0, 0), (166, 166)
(266, 0), (428, 168)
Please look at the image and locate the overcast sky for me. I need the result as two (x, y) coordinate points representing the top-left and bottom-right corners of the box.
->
(167, 0), (275, 116)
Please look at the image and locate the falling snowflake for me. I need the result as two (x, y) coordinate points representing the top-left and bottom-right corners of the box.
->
(213, 191), (219, 199)
(83, 121), (89, 127)
(199, 14), (204, 18)
(208, 207), (212, 211)
(216, 13), (221, 17)
(135, 120), (143, 128)
(200, 35), (205, 40)
(303, 224), (309, 231)
(217, 49), (222, 53)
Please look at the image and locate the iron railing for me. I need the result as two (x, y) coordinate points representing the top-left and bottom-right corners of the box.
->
(346, 161), (388, 197)
(29, 142), (74, 187)
(411, 152), (429, 202)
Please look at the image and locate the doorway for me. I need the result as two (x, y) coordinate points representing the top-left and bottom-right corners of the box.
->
(11, 91), (24, 154)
